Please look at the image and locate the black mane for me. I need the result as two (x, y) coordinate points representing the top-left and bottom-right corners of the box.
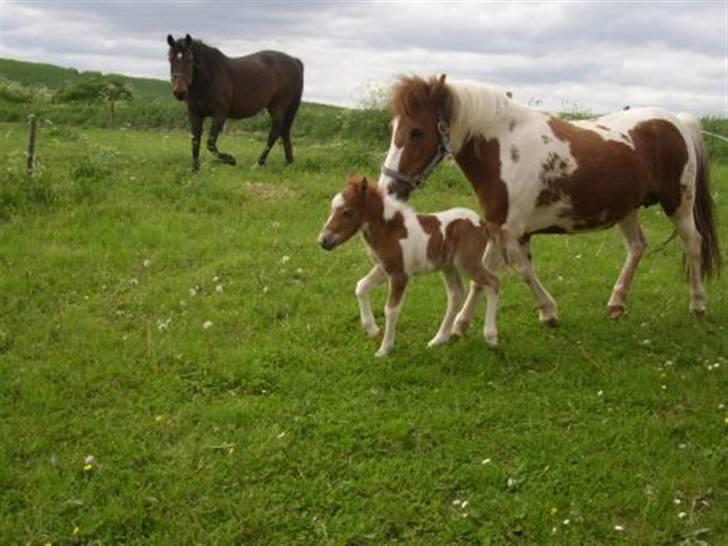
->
(189, 40), (226, 89)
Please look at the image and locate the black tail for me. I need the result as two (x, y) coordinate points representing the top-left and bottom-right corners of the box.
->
(682, 114), (721, 278)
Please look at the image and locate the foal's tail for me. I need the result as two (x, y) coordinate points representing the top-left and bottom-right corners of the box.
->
(678, 113), (721, 279)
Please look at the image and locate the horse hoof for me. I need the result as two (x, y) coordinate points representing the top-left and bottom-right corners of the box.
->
(541, 317), (559, 328)
(691, 308), (706, 319)
(427, 335), (450, 348)
(608, 305), (625, 320)
(484, 332), (498, 347)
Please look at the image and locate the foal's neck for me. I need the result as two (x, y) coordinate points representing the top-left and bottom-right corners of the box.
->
(362, 192), (412, 246)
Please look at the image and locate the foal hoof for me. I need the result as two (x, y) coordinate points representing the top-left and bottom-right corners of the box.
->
(220, 155), (236, 166)
(691, 308), (706, 319)
(608, 305), (625, 320)
(484, 331), (498, 347)
(452, 319), (470, 337)
(540, 317), (559, 328)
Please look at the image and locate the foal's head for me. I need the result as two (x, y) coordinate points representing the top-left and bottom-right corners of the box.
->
(318, 175), (373, 251)
(166, 33), (194, 101)
(380, 75), (451, 200)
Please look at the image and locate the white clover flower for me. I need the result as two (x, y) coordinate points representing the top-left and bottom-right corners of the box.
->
(280, 255), (291, 264)
(481, 458), (491, 465)
(212, 275), (220, 283)
(129, 278), (139, 286)
(262, 286), (269, 294)
(189, 288), (197, 297)
(143, 259), (152, 268)
(203, 320), (213, 330)
(677, 512), (687, 519)
(157, 318), (171, 332)
(614, 525), (625, 532)
(215, 284), (224, 294)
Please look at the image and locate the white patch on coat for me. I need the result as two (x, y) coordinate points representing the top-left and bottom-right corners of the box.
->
(446, 80), (697, 237)
(378, 117), (403, 195)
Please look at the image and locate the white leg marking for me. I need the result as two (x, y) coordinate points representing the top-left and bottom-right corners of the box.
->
(428, 269), (465, 348)
(607, 211), (646, 319)
(355, 265), (387, 337)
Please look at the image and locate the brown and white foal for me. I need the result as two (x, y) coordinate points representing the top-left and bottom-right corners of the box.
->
(318, 175), (500, 357)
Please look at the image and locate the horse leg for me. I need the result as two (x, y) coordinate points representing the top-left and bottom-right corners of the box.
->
(257, 110), (284, 166)
(189, 113), (203, 172)
(463, 258), (501, 347)
(207, 115), (236, 166)
(376, 272), (408, 357)
(281, 94), (301, 164)
(607, 211), (647, 319)
(511, 237), (559, 327)
(355, 265), (387, 337)
(670, 210), (706, 315)
(452, 281), (484, 336)
(428, 268), (465, 347)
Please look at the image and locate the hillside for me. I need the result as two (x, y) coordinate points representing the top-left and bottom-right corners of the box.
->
(0, 57), (171, 100)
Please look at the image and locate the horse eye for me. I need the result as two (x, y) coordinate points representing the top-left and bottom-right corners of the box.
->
(410, 128), (424, 140)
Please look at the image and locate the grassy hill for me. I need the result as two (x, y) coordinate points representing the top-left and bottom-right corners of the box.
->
(0, 57), (171, 100)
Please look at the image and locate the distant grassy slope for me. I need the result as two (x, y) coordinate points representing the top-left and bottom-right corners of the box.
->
(0, 57), (170, 100)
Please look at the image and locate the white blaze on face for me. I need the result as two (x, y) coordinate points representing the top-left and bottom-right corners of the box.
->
(378, 117), (403, 195)
(319, 192), (345, 242)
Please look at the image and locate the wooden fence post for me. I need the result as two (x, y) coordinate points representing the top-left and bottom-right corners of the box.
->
(27, 114), (37, 176)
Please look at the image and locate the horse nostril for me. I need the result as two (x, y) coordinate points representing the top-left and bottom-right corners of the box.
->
(319, 236), (335, 251)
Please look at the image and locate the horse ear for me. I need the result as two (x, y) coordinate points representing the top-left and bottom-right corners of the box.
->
(360, 176), (369, 194)
(185, 34), (192, 47)
(167, 34), (175, 48)
(438, 74), (447, 86)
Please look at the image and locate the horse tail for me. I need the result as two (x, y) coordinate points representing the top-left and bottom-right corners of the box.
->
(678, 113), (721, 279)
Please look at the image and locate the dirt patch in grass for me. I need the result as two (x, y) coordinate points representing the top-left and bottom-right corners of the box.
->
(242, 181), (299, 200)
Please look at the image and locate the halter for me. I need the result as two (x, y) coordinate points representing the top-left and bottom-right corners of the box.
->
(381, 108), (453, 191)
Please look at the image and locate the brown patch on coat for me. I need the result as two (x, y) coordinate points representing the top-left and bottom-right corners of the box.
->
(418, 214), (446, 266)
(541, 134), (552, 144)
(540, 117), (688, 229)
(445, 219), (498, 289)
(360, 192), (408, 275)
(455, 137), (509, 225)
(536, 152), (571, 207)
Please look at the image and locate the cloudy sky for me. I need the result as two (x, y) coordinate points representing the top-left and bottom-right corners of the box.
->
(1, 0), (726, 115)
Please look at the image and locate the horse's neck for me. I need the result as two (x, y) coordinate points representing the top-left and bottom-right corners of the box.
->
(362, 194), (412, 250)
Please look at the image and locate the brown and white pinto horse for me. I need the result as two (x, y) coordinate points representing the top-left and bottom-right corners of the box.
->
(379, 75), (720, 334)
(318, 175), (501, 356)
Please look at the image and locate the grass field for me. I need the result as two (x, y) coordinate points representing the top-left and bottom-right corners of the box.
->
(1, 120), (726, 545)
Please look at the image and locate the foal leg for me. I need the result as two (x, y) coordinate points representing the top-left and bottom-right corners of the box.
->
(452, 281), (484, 336)
(257, 109), (284, 166)
(670, 210), (706, 315)
(607, 211), (647, 319)
(355, 265), (387, 337)
(376, 273), (408, 357)
(511, 237), (559, 327)
(207, 115), (236, 165)
(467, 265), (501, 347)
(189, 113), (203, 172)
(428, 269), (465, 347)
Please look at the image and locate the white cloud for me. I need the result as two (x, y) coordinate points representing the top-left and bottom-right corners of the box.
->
(1, 0), (726, 115)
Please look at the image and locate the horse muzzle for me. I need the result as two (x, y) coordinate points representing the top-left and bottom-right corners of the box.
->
(318, 233), (337, 251)
(173, 90), (187, 101)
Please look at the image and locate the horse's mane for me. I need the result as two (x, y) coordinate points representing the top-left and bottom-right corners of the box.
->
(190, 39), (227, 85)
(389, 75), (512, 148)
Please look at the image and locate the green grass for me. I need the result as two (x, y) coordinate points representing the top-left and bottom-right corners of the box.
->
(0, 122), (726, 545)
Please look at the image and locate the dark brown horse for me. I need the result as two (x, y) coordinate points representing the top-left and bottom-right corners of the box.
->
(166, 34), (304, 170)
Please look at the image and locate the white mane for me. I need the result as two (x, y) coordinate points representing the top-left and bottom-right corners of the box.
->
(447, 80), (513, 150)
